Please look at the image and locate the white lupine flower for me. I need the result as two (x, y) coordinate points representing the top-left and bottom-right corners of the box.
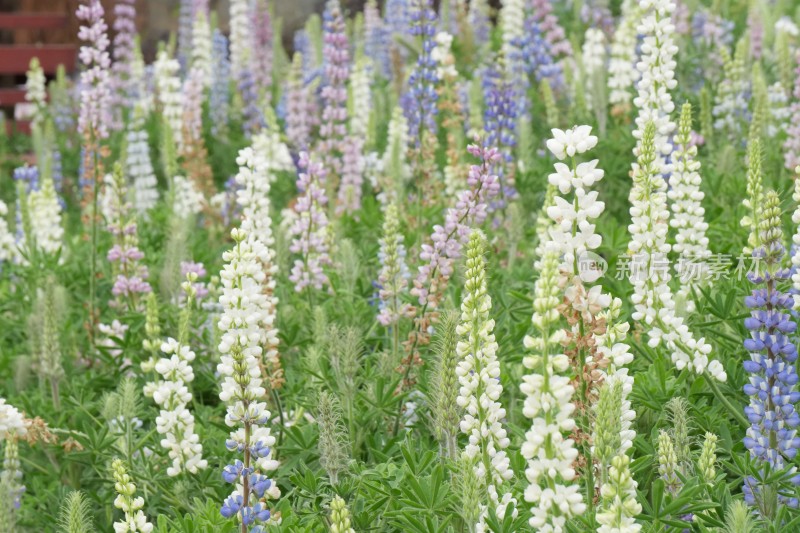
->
(380, 106), (411, 201)
(229, 0), (252, 79)
(27, 175), (64, 256)
(767, 82), (790, 138)
(234, 134), (282, 365)
(608, 0), (641, 107)
(111, 459), (154, 533)
(0, 200), (15, 263)
(546, 126), (598, 160)
(191, 10), (212, 88)
(126, 102), (158, 212)
(144, 337), (207, 476)
(0, 398), (27, 441)
(349, 56), (372, 139)
(522, 249), (585, 531)
(668, 104), (710, 315)
(457, 231), (517, 530)
(776, 16), (800, 37)
(712, 45), (747, 140)
(172, 175), (205, 219)
(582, 28), (607, 111)
(431, 31), (457, 79)
(499, 0), (525, 72)
(154, 50), (182, 148)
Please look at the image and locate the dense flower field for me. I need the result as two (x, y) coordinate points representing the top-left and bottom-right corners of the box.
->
(2, 0), (800, 530)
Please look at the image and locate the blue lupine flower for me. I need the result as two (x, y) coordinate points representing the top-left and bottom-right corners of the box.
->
(402, 0), (438, 147)
(13, 165), (39, 193)
(482, 62), (518, 208)
(220, 494), (243, 518)
(238, 68), (266, 138)
(222, 460), (245, 483)
(517, 18), (562, 90)
(384, 0), (409, 37)
(250, 473), (272, 497)
(210, 29), (231, 138)
(251, 440), (271, 458)
(742, 192), (800, 510)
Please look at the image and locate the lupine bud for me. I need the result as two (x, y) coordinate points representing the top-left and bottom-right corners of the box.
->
(317, 390), (350, 485)
(110, 459), (153, 533)
(698, 432), (718, 484)
(657, 431), (680, 495)
(329, 495), (355, 533)
(596, 454), (642, 533)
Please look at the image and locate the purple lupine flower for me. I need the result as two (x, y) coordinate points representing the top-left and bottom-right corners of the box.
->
(239, 68), (266, 138)
(672, 0), (691, 35)
(105, 170), (151, 308)
(210, 29), (231, 139)
(402, 0), (438, 147)
(285, 53), (318, 150)
(580, 0), (614, 36)
(691, 9), (734, 50)
(411, 144), (501, 310)
(742, 195), (800, 510)
(482, 63), (518, 208)
(317, 0), (350, 181)
(76, 0), (112, 141)
(529, 0), (572, 59)
(183, 67), (205, 145)
(749, 14), (764, 60)
(110, 0), (136, 130)
(252, 0), (273, 100)
(364, 0), (391, 79)
(784, 52), (800, 172)
(335, 136), (364, 217)
(288, 153), (332, 292)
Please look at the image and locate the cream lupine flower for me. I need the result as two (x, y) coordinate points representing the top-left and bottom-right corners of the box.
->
(229, 0), (252, 79)
(27, 169), (64, 256)
(154, 50), (182, 149)
(628, 124), (726, 381)
(172, 176), (205, 220)
(521, 249), (585, 531)
(0, 201), (15, 263)
(628, 0), (726, 381)
(111, 459), (153, 533)
(608, 0), (641, 108)
(349, 56), (372, 140)
(790, 166), (800, 299)
(191, 10), (212, 89)
(582, 29), (607, 112)
(25, 58), (46, 128)
(457, 230), (517, 530)
(668, 103), (710, 314)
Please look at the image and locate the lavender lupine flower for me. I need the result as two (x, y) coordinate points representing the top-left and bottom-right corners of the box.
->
(127, 103), (158, 213)
(364, 0), (390, 79)
(411, 144), (501, 310)
(402, 0), (439, 147)
(318, 0), (349, 182)
(239, 69), (266, 139)
(336, 136), (365, 217)
(288, 153), (332, 292)
(210, 29), (231, 139)
(252, 0), (273, 104)
(177, 0), (194, 71)
(76, 0), (112, 141)
(110, 0), (136, 130)
(154, 50), (183, 149)
(529, 0), (572, 59)
(691, 9), (734, 50)
(482, 63), (517, 207)
(384, 0), (409, 38)
(105, 166), (152, 309)
(285, 53), (316, 150)
(742, 190), (800, 510)
(468, 0), (491, 49)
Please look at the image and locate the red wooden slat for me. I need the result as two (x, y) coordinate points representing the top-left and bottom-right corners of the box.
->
(0, 45), (76, 74)
(6, 120), (31, 136)
(0, 13), (68, 30)
(0, 88), (28, 106)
